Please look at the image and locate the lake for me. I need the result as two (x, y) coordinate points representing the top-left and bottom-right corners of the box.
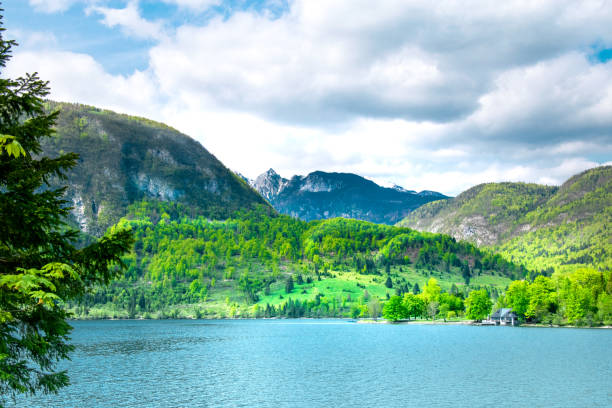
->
(11, 320), (612, 407)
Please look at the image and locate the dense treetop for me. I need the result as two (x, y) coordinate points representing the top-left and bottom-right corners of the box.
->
(70, 200), (533, 320)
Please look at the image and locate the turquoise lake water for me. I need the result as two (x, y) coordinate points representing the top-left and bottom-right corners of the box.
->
(11, 320), (612, 407)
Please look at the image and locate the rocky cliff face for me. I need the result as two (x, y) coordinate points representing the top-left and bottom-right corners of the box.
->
(43, 102), (269, 236)
(250, 169), (447, 224)
(251, 169), (289, 202)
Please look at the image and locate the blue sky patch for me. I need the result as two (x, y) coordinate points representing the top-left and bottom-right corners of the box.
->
(588, 43), (612, 64)
(5, 1), (155, 74)
(4, 0), (289, 76)
(596, 48), (612, 63)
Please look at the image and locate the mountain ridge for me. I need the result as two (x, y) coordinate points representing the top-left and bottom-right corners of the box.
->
(250, 168), (448, 224)
(398, 166), (612, 273)
(42, 101), (271, 236)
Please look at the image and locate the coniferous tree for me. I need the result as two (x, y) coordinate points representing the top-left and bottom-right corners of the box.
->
(0, 17), (132, 402)
(285, 275), (294, 293)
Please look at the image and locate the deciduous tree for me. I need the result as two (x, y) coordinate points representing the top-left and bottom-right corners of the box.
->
(367, 298), (382, 320)
(505, 280), (530, 318)
(403, 293), (425, 320)
(382, 295), (406, 322)
(422, 278), (441, 304)
(465, 289), (493, 321)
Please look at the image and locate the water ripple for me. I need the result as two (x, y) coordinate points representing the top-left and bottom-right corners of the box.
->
(11, 320), (612, 408)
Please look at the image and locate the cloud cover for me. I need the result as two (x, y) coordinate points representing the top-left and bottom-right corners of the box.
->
(10, 0), (612, 194)
(88, 1), (166, 40)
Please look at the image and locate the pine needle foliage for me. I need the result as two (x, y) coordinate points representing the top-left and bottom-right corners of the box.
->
(0, 12), (133, 404)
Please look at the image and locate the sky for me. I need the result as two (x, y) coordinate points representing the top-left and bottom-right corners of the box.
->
(4, 0), (612, 195)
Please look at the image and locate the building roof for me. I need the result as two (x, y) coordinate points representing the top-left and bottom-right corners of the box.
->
(491, 308), (517, 319)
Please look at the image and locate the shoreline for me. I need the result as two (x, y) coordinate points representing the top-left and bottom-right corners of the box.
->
(356, 319), (473, 325)
(67, 317), (612, 329)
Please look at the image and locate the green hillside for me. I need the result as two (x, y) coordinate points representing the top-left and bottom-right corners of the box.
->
(42, 102), (269, 236)
(70, 201), (522, 319)
(399, 166), (611, 274)
(498, 166), (611, 273)
(398, 182), (558, 245)
(38, 103), (609, 324)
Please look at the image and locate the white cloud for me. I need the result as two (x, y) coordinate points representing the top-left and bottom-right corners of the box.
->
(550, 141), (601, 155)
(28, 0), (102, 13)
(143, 0), (612, 128)
(88, 1), (165, 40)
(161, 0), (220, 11)
(147, 10), (476, 124)
(466, 53), (612, 142)
(29, 0), (80, 13)
(5, 29), (58, 49)
(13, 0), (612, 195)
(6, 50), (160, 118)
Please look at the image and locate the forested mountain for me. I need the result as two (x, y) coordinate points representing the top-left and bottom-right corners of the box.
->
(399, 182), (558, 245)
(71, 201), (611, 325)
(42, 102), (269, 236)
(398, 166), (612, 273)
(250, 168), (447, 224)
(71, 201), (527, 319)
(39, 103), (609, 325)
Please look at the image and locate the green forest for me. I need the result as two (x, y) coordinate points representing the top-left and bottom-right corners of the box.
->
(64, 200), (612, 326)
(498, 166), (612, 274)
(36, 90), (612, 328)
(400, 166), (612, 282)
(382, 269), (612, 325)
(70, 200), (524, 319)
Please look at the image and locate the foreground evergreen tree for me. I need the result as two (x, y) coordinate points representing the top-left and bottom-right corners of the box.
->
(0, 15), (132, 404)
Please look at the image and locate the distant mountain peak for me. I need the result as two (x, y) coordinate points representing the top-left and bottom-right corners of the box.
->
(264, 168), (279, 177)
(252, 168), (289, 202)
(298, 171), (346, 193)
(417, 190), (446, 197)
(250, 169), (447, 224)
(392, 184), (416, 194)
(233, 171), (252, 185)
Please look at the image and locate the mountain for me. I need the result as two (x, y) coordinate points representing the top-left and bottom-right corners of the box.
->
(250, 169), (447, 224)
(498, 166), (611, 273)
(252, 168), (289, 202)
(42, 102), (270, 236)
(391, 184), (416, 194)
(398, 166), (612, 273)
(71, 201), (524, 319)
(398, 182), (558, 246)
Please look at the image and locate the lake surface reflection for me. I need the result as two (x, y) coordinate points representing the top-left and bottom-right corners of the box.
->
(13, 320), (612, 407)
